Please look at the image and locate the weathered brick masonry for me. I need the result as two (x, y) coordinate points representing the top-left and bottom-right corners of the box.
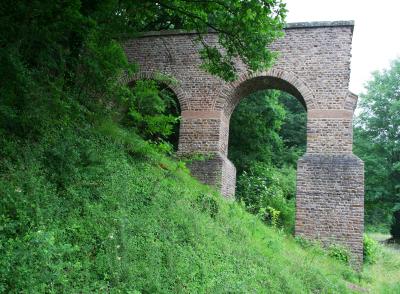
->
(124, 21), (364, 266)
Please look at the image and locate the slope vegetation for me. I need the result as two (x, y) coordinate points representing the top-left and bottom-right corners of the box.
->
(1, 114), (362, 293)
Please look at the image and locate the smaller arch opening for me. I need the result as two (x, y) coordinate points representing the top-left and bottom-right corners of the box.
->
(127, 79), (181, 152)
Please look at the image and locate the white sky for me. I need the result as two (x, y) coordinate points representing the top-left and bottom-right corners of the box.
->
(284, 0), (400, 95)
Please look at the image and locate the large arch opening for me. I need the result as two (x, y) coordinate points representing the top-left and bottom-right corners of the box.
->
(226, 74), (308, 232)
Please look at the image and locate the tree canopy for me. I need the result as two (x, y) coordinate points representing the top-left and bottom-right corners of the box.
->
(0, 0), (286, 146)
(354, 58), (400, 234)
(134, 0), (287, 80)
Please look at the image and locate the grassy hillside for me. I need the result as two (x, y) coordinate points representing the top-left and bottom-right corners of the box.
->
(2, 111), (398, 293)
(0, 115), (355, 293)
(361, 234), (400, 293)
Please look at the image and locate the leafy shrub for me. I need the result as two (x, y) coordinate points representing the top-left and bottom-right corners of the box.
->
(390, 209), (400, 241)
(363, 234), (379, 264)
(266, 206), (280, 227)
(195, 193), (219, 218)
(236, 162), (295, 232)
(127, 79), (180, 152)
(328, 244), (350, 265)
(295, 236), (314, 249)
(294, 236), (323, 251)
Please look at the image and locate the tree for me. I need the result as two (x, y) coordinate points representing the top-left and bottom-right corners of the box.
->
(277, 92), (307, 165)
(133, 0), (287, 80)
(229, 90), (306, 173)
(228, 90), (285, 173)
(278, 93), (306, 149)
(0, 0), (286, 143)
(354, 59), (400, 233)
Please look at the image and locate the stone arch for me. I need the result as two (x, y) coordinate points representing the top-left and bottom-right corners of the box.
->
(125, 22), (365, 267)
(215, 68), (313, 156)
(217, 68), (315, 117)
(122, 70), (188, 111)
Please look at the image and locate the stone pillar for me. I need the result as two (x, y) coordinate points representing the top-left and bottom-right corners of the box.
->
(178, 111), (236, 199)
(295, 109), (364, 268)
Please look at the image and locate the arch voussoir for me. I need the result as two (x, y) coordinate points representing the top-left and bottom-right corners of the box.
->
(216, 68), (316, 117)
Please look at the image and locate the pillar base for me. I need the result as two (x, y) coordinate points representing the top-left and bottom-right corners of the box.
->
(186, 152), (236, 199)
(295, 153), (364, 268)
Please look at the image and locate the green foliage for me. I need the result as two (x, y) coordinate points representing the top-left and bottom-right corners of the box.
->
(1, 0), (398, 291)
(228, 89), (306, 173)
(229, 90), (285, 173)
(127, 79), (180, 152)
(354, 58), (400, 231)
(266, 206), (281, 227)
(278, 92), (307, 165)
(195, 193), (219, 219)
(142, 0), (287, 80)
(1, 113), (359, 292)
(236, 163), (295, 232)
(328, 244), (350, 265)
(363, 234), (379, 264)
(294, 236), (321, 251)
(0, 0), (136, 143)
(0, 54), (354, 290)
(361, 233), (400, 292)
(229, 90), (306, 232)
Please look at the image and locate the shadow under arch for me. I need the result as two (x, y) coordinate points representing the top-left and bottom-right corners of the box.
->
(218, 69), (315, 117)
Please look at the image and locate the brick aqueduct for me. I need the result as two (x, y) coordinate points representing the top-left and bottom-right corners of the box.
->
(124, 21), (364, 266)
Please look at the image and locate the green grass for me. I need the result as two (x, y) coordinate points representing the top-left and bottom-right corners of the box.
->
(1, 120), (399, 293)
(361, 233), (400, 293)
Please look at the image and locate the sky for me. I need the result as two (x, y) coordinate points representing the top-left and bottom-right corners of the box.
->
(284, 0), (400, 95)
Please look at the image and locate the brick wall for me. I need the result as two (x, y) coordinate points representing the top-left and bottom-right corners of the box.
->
(296, 154), (364, 268)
